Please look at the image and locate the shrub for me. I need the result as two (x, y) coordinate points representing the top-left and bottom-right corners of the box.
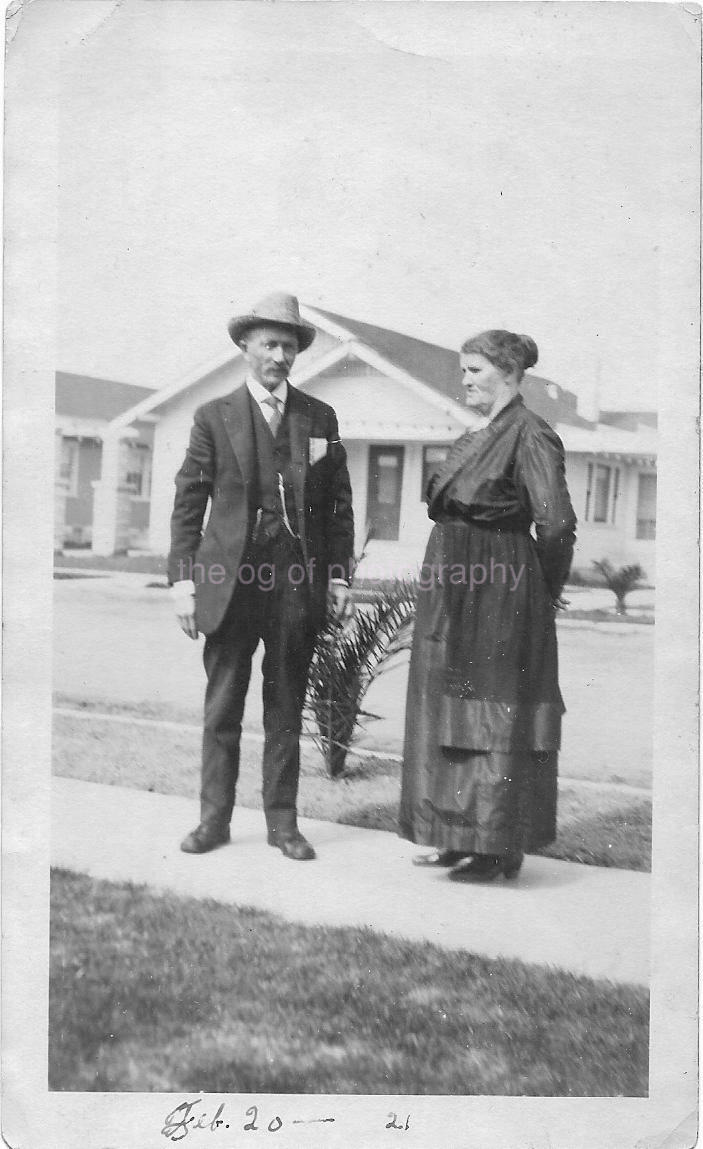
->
(592, 559), (645, 615)
(304, 580), (417, 776)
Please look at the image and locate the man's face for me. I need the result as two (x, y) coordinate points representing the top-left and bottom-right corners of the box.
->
(241, 325), (299, 391)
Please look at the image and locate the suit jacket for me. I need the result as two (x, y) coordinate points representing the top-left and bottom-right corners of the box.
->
(168, 383), (355, 635)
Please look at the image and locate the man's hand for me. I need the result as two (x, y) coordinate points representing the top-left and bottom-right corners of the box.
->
(327, 582), (354, 625)
(171, 580), (199, 640)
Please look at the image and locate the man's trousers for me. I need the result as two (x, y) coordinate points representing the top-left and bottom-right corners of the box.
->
(199, 535), (317, 837)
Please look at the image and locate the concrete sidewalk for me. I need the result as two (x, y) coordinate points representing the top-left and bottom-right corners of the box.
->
(52, 775), (650, 987)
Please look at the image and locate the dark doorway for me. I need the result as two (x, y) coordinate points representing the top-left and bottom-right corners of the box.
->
(367, 446), (405, 540)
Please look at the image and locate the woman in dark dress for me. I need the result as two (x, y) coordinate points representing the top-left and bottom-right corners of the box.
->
(398, 330), (577, 881)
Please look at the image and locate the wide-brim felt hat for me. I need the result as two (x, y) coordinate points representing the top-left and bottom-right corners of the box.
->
(228, 292), (316, 352)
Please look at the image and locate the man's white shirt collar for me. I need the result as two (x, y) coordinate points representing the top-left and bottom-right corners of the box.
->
(246, 376), (288, 408)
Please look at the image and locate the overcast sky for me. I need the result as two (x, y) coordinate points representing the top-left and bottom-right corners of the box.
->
(41, 2), (698, 412)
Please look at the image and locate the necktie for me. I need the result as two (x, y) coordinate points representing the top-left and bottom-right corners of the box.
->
(263, 394), (282, 438)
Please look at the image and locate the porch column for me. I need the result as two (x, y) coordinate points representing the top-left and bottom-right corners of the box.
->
(54, 428), (69, 553)
(91, 429), (135, 556)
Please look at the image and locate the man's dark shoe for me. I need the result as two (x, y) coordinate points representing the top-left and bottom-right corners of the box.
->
(180, 823), (230, 854)
(268, 831), (316, 861)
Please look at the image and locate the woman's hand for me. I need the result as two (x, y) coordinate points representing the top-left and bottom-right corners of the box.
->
(551, 594), (570, 612)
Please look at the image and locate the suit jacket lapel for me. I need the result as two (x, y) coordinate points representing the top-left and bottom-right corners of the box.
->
(219, 386), (255, 491)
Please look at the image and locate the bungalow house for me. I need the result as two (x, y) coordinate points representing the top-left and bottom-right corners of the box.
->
(88, 307), (657, 580)
(54, 372), (155, 550)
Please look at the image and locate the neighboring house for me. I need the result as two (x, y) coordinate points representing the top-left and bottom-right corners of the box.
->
(92, 307), (657, 579)
(598, 410), (658, 432)
(55, 372), (155, 549)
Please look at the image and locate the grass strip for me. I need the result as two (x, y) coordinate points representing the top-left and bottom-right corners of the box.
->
(561, 609), (653, 625)
(49, 869), (649, 1096)
(52, 709), (651, 871)
(55, 551), (167, 574)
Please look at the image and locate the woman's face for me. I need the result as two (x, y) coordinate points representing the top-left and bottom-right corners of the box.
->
(460, 353), (517, 416)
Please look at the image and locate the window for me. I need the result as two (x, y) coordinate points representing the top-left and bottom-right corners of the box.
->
(421, 445), (450, 498)
(585, 461), (620, 524)
(123, 443), (152, 500)
(611, 467), (620, 523)
(593, 464), (610, 522)
(636, 473), (656, 539)
(59, 438), (79, 497)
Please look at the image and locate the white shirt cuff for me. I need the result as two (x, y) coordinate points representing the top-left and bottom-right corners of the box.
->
(171, 579), (195, 595)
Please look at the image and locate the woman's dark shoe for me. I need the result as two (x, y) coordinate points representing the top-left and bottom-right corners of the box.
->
(503, 850), (524, 879)
(412, 849), (468, 868)
(448, 851), (524, 882)
(448, 854), (502, 882)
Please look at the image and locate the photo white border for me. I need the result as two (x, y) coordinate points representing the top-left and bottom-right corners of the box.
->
(2, 4), (699, 1146)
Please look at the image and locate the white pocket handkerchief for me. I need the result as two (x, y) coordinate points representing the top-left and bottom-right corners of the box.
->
(309, 437), (328, 465)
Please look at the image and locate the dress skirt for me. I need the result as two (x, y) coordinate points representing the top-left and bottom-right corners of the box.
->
(398, 520), (564, 855)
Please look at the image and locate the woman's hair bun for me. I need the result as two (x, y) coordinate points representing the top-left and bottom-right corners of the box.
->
(516, 334), (538, 370)
(460, 329), (538, 379)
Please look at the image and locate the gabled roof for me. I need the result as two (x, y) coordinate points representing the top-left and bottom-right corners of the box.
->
(308, 307), (468, 403)
(107, 303), (645, 441)
(308, 306), (592, 429)
(56, 372), (155, 421)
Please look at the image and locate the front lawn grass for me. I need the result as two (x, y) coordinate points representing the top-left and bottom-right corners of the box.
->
(49, 869), (649, 1096)
(52, 707), (651, 871)
(540, 798), (651, 871)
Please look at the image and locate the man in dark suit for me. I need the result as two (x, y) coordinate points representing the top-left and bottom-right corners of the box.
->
(169, 293), (354, 859)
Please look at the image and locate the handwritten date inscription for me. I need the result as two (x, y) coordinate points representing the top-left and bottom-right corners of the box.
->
(162, 1102), (284, 1141)
(162, 1100), (341, 1141)
(162, 1099), (409, 1141)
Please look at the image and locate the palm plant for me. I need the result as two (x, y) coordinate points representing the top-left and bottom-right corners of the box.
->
(304, 579), (417, 776)
(592, 558), (645, 615)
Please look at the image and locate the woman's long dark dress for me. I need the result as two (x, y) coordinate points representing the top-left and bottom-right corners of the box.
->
(398, 395), (577, 856)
